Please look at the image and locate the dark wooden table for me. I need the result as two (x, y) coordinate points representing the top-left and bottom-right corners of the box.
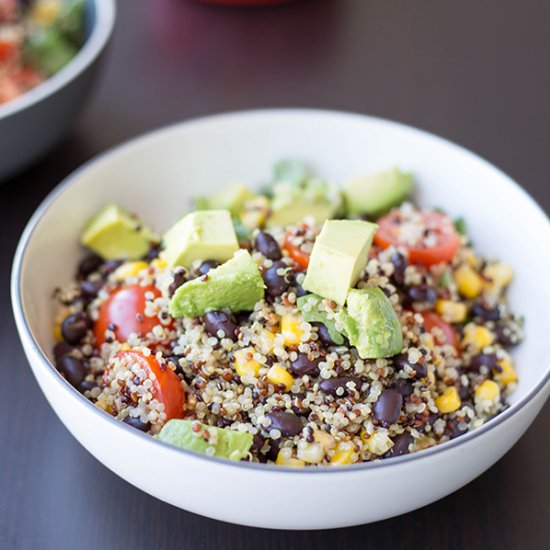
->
(1, 1), (549, 548)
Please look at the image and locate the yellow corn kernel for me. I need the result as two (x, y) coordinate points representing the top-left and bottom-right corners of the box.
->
(416, 435), (436, 450)
(53, 307), (70, 342)
(330, 442), (355, 465)
(150, 258), (167, 270)
(435, 299), (467, 323)
(120, 343), (131, 351)
(475, 380), (501, 403)
(259, 329), (276, 354)
(483, 263), (514, 291)
(454, 264), (484, 299)
(280, 314), (305, 346)
(275, 448), (305, 467)
(423, 332), (435, 351)
(462, 324), (495, 351)
(240, 196), (270, 230)
(297, 441), (325, 464)
(31, 0), (62, 26)
(464, 250), (482, 269)
(427, 366), (436, 388)
(267, 364), (294, 391)
(314, 429), (336, 451)
(435, 386), (461, 413)
(494, 358), (518, 386)
(366, 431), (394, 455)
(112, 261), (149, 280)
(233, 347), (262, 378)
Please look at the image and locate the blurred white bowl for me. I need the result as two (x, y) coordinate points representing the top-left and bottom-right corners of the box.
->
(11, 110), (550, 529)
(0, 0), (116, 181)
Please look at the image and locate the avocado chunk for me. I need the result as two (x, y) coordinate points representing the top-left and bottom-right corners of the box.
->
(302, 220), (377, 305)
(158, 419), (253, 461)
(296, 294), (345, 345)
(335, 288), (403, 359)
(169, 249), (265, 317)
(273, 159), (312, 185)
(195, 183), (255, 216)
(343, 167), (413, 217)
(162, 210), (239, 268)
(267, 178), (342, 228)
(81, 204), (159, 261)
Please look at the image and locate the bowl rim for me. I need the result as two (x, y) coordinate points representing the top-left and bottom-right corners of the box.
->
(0, 0), (116, 120)
(11, 108), (550, 474)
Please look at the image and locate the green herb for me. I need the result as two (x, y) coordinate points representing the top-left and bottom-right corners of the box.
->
(438, 272), (452, 287)
(454, 217), (467, 236)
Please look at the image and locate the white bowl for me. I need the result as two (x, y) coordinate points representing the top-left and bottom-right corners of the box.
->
(11, 109), (550, 529)
(0, 0), (116, 181)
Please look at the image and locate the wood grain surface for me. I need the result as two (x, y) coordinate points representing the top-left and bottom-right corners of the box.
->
(1, 1), (549, 548)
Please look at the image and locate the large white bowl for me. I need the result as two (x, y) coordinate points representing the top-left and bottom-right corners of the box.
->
(0, 0), (116, 181)
(11, 110), (550, 529)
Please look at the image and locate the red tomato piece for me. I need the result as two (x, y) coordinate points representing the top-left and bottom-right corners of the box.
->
(282, 233), (310, 270)
(115, 350), (185, 421)
(420, 312), (460, 352)
(374, 210), (459, 267)
(95, 284), (173, 347)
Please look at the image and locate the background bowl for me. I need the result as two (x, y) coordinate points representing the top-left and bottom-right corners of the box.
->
(11, 109), (550, 529)
(0, 0), (116, 182)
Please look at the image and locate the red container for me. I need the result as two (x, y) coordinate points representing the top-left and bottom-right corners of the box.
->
(197, 0), (299, 6)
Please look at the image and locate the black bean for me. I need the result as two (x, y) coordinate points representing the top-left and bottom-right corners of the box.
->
(265, 411), (303, 437)
(216, 417), (233, 428)
(80, 279), (103, 298)
(290, 353), (321, 376)
(385, 431), (413, 458)
(255, 232), (282, 260)
(319, 376), (362, 397)
(56, 355), (87, 387)
(470, 301), (500, 322)
(251, 433), (265, 452)
(77, 254), (103, 279)
(61, 312), (92, 345)
(123, 415), (151, 432)
(77, 379), (97, 394)
(265, 439), (281, 462)
(168, 270), (186, 297)
(262, 261), (291, 297)
(468, 353), (498, 372)
(292, 272), (308, 297)
(373, 389), (403, 427)
(53, 341), (76, 362)
(458, 384), (470, 400)
(495, 324), (518, 347)
(197, 260), (220, 277)
(100, 260), (123, 277)
(312, 322), (337, 347)
(165, 355), (183, 375)
(394, 379), (414, 397)
(393, 353), (427, 377)
(407, 284), (437, 306)
(142, 244), (160, 262)
(204, 311), (238, 341)
(391, 253), (407, 286)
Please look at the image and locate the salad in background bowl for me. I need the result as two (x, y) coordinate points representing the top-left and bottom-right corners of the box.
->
(0, 0), (115, 181)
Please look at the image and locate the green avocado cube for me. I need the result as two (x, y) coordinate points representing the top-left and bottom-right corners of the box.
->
(267, 178), (342, 228)
(302, 220), (377, 305)
(296, 293), (345, 345)
(162, 210), (239, 268)
(169, 249), (265, 317)
(335, 288), (403, 359)
(194, 183), (255, 216)
(81, 204), (159, 261)
(158, 420), (253, 461)
(343, 167), (413, 217)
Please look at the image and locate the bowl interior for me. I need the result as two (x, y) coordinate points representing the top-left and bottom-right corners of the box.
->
(16, 110), (550, 408)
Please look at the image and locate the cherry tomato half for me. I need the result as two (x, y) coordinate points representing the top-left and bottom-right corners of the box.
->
(95, 284), (173, 347)
(115, 350), (185, 421)
(283, 233), (310, 270)
(420, 312), (460, 352)
(375, 210), (459, 267)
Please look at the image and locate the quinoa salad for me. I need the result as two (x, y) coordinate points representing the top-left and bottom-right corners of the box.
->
(0, 0), (85, 105)
(52, 161), (524, 466)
